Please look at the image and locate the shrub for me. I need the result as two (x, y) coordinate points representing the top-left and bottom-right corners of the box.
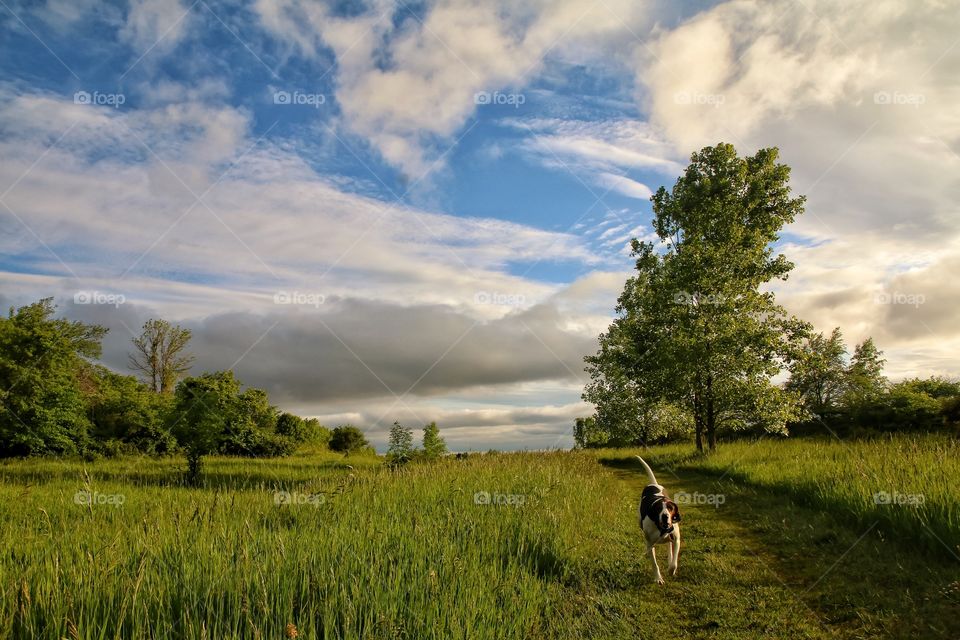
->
(302, 418), (331, 447)
(276, 412), (306, 441)
(329, 425), (370, 454)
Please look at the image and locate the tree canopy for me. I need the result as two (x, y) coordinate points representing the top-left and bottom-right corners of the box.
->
(584, 144), (810, 450)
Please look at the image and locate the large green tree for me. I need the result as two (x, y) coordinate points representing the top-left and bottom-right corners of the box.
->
(0, 298), (107, 456)
(585, 144), (810, 451)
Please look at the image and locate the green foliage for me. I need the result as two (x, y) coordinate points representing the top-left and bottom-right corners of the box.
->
(387, 421), (415, 465)
(850, 382), (944, 433)
(585, 143), (809, 450)
(895, 376), (960, 399)
(276, 412), (307, 441)
(941, 395), (960, 431)
(0, 298), (107, 457)
(301, 418), (331, 447)
(573, 402), (693, 448)
(84, 365), (176, 455)
(168, 371), (293, 483)
(169, 372), (234, 482)
(329, 424), (369, 453)
(421, 421), (448, 459)
(572, 417), (605, 449)
(844, 337), (887, 403)
(786, 327), (847, 416)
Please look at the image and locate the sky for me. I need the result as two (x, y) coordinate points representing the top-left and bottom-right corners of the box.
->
(1, 0), (958, 451)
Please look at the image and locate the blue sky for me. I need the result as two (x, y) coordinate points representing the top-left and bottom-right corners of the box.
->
(2, 0), (959, 450)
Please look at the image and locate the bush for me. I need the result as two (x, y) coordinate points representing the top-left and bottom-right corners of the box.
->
(276, 412), (306, 441)
(853, 385), (942, 432)
(329, 425), (369, 453)
(941, 395), (960, 432)
(85, 366), (176, 455)
(302, 418), (331, 447)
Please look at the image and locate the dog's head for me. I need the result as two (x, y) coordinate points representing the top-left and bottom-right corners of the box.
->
(662, 499), (681, 529)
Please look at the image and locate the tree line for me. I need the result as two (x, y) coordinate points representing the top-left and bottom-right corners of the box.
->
(579, 143), (959, 451)
(0, 299), (451, 482)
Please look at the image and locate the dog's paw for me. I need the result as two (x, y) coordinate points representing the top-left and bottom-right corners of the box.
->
(669, 565), (678, 576)
(655, 576), (665, 585)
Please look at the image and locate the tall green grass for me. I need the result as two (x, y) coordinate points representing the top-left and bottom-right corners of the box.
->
(0, 451), (623, 639)
(635, 434), (960, 559)
(3, 436), (956, 638)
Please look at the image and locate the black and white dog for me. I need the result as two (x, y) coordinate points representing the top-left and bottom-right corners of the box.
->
(636, 456), (681, 585)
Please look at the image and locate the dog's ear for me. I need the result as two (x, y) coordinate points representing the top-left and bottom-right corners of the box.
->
(666, 500), (681, 522)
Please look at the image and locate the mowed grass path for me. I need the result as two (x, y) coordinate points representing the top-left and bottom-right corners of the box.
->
(1, 439), (958, 639)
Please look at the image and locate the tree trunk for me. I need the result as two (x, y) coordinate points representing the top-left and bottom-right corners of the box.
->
(706, 372), (717, 451)
(693, 393), (704, 452)
(186, 450), (203, 486)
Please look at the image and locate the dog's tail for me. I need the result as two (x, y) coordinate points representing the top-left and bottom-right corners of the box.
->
(635, 456), (658, 485)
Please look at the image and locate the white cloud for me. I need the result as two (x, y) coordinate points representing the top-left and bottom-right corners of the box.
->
(595, 173), (652, 199)
(0, 88), (600, 319)
(120, 0), (191, 52)
(254, 0), (651, 176)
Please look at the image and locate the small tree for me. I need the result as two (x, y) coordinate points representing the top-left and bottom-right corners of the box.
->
(573, 417), (606, 448)
(129, 319), (194, 393)
(387, 421), (415, 465)
(421, 421), (447, 459)
(329, 425), (369, 454)
(169, 372), (236, 484)
(845, 338), (886, 401)
(786, 327), (848, 417)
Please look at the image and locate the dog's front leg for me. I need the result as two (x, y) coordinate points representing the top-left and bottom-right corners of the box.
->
(647, 545), (664, 585)
(668, 531), (680, 576)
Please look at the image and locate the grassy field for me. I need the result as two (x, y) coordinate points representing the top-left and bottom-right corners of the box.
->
(1, 436), (958, 639)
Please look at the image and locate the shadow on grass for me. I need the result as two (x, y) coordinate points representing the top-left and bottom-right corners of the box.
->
(0, 462), (356, 491)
